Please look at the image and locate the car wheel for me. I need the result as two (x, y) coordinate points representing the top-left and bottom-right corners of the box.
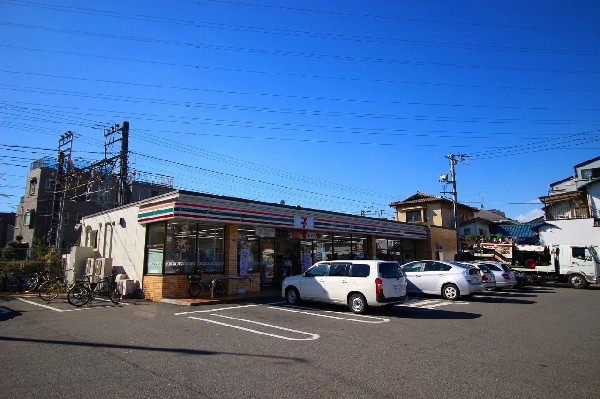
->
(569, 273), (587, 289)
(285, 287), (301, 305)
(349, 293), (368, 314)
(442, 284), (460, 301)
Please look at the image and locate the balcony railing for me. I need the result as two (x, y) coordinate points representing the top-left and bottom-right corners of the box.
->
(546, 205), (589, 220)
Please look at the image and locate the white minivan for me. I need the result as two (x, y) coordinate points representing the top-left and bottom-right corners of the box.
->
(281, 260), (408, 314)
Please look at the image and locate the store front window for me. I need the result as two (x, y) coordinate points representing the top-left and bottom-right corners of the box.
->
(376, 238), (416, 264)
(145, 220), (224, 275)
(145, 222), (166, 274)
(165, 221), (197, 274)
(196, 224), (224, 273)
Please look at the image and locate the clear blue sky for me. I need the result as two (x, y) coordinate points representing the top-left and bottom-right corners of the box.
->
(1, 0), (599, 221)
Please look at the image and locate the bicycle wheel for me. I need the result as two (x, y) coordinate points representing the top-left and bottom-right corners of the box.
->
(214, 281), (226, 296)
(24, 276), (38, 292)
(39, 280), (60, 301)
(108, 283), (121, 304)
(189, 282), (201, 297)
(67, 283), (90, 307)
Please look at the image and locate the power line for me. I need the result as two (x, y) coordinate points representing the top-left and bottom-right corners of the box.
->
(1, 22), (598, 75)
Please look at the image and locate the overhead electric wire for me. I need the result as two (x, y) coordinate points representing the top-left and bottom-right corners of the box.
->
(2, 85), (597, 128)
(3, 44), (598, 95)
(2, 69), (599, 113)
(4, 0), (599, 56)
(1, 21), (598, 76)
(201, 0), (600, 35)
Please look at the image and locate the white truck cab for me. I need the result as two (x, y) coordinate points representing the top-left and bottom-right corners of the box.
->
(513, 245), (600, 288)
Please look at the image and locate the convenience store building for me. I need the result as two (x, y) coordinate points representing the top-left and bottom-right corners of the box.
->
(77, 190), (429, 301)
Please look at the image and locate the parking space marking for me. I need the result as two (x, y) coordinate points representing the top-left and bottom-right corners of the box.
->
(16, 297), (128, 312)
(188, 314), (320, 341)
(402, 298), (468, 310)
(17, 297), (70, 312)
(175, 303), (260, 316)
(268, 305), (390, 323)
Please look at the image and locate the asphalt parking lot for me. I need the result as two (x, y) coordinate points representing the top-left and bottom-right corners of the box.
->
(1, 286), (600, 399)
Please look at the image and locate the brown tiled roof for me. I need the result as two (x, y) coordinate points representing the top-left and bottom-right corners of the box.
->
(389, 191), (478, 211)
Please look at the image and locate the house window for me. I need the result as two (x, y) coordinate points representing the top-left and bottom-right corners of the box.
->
(89, 230), (98, 249)
(406, 210), (423, 223)
(45, 179), (55, 192)
(24, 210), (34, 227)
(581, 168), (599, 180)
(29, 178), (37, 195)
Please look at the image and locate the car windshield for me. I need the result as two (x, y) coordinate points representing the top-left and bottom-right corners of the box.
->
(477, 264), (491, 272)
(379, 262), (402, 278)
(449, 261), (471, 269)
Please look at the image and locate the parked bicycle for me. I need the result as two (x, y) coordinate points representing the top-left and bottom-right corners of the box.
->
(1, 268), (28, 293)
(188, 267), (225, 297)
(38, 270), (76, 301)
(67, 274), (121, 307)
(24, 270), (51, 292)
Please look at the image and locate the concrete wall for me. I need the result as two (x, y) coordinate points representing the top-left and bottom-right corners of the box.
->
(415, 226), (458, 261)
(538, 218), (600, 246)
(587, 181), (600, 219)
(80, 205), (146, 287)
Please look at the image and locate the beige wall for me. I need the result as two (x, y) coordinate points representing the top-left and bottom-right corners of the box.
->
(393, 202), (475, 229)
(415, 226), (458, 261)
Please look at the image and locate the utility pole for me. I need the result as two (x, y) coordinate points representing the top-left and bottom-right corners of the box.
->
(441, 153), (468, 260)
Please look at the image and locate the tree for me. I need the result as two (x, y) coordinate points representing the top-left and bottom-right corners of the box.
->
(2, 236), (29, 260)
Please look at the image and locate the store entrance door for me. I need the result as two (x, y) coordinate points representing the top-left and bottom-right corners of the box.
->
(273, 238), (300, 287)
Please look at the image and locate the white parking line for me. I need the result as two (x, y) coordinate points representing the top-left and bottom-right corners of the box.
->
(188, 314), (319, 341)
(402, 298), (468, 309)
(17, 297), (71, 312)
(175, 303), (260, 316)
(16, 297), (127, 312)
(268, 305), (390, 323)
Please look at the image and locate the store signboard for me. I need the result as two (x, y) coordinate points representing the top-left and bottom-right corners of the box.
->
(294, 215), (314, 229)
(255, 226), (276, 237)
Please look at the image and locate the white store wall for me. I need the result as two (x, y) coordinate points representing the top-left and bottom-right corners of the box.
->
(538, 218), (600, 246)
(80, 204), (146, 287)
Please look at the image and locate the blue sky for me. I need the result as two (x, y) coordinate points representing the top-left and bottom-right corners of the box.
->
(1, 0), (599, 222)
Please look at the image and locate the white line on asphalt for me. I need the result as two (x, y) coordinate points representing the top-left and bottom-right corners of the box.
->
(402, 298), (468, 309)
(16, 297), (71, 312)
(267, 305), (390, 323)
(188, 314), (320, 341)
(175, 303), (260, 316)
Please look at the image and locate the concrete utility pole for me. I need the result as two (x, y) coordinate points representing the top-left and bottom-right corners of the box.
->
(49, 132), (73, 249)
(441, 153), (468, 260)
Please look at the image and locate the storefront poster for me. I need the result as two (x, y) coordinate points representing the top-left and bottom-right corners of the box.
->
(239, 248), (250, 277)
(302, 253), (313, 271)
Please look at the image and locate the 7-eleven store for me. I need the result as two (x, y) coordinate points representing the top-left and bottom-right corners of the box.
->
(79, 190), (429, 301)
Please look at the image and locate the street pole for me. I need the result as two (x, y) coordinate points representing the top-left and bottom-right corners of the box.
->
(444, 153), (467, 260)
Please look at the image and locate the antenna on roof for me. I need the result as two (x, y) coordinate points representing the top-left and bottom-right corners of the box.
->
(479, 193), (484, 210)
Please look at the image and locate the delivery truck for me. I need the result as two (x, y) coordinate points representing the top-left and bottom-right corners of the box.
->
(511, 244), (600, 289)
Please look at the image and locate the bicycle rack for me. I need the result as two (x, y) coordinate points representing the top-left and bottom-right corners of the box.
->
(210, 276), (253, 298)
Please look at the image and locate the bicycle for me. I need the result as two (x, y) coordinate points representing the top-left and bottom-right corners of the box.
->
(38, 272), (76, 302)
(67, 274), (121, 307)
(188, 268), (225, 297)
(24, 270), (51, 292)
(1, 269), (28, 293)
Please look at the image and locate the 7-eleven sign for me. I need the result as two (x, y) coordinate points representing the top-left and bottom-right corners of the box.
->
(294, 215), (314, 229)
